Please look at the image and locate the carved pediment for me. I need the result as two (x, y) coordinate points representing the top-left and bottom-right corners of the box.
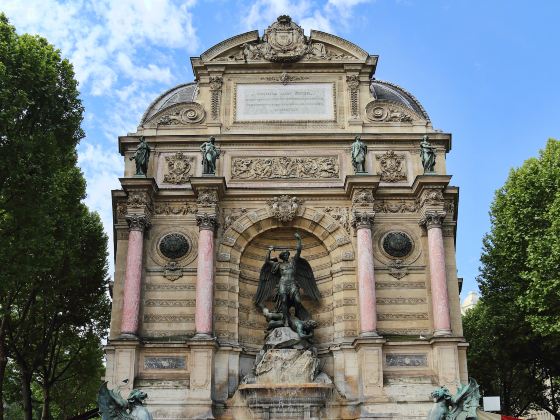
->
(143, 102), (205, 128)
(365, 100), (424, 123)
(201, 16), (367, 64)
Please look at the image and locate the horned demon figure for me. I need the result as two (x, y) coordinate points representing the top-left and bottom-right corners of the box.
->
(98, 382), (153, 420)
(254, 232), (321, 330)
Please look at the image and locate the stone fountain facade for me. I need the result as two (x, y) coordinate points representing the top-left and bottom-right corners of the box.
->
(105, 16), (467, 419)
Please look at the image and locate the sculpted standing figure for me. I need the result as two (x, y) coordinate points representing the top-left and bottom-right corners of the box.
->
(420, 135), (437, 173)
(351, 135), (368, 173)
(200, 136), (221, 175)
(255, 232), (321, 329)
(130, 136), (150, 176)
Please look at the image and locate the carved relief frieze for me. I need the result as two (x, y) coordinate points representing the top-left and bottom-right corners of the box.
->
(222, 208), (248, 230)
(127, 191), (152, 211)
(266, 195), (302, 223)
(144, 357), (186, 370)
(418, 189), (444, 208)
(145, 283), (195, 291)
(373, 199), (418, 213)
(145, 299), (195, 307)
(376, 151), (407, 182)
(376, 297), (426, 305)
(154, 201), (197, 216)
(163, 152), (194, 184)
(365, 100), (421, 123)
(196, 188), (219, 207)
(231, 156), (339, 180)
(143, 314), (195, 323)
(352, 188), (374, 205)
(378, 328), (430, 336)
(378, 313), (429, 321)
(376, 281), (425, 289)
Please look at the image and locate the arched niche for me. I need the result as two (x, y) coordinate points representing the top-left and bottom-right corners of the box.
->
(213, 206), (357, 349)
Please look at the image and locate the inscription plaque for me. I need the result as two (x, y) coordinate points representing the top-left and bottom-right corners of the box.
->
(144, 356), (186, 370)
(385, 354), (427, 367)
(236, 83), (335, 121)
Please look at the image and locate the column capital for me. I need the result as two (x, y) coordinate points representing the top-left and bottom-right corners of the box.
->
(125, 214), (151, 232)
(352, 210), (375, 230)
(196, 213), (219, 231)
(419, 210), (446, 230)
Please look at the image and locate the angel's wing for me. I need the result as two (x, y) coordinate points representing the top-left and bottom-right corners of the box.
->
(254, 259), (279, 307)
(98, 382), (131, 420)
(295, 257), (321, 302)
(449, 378), (480, 419)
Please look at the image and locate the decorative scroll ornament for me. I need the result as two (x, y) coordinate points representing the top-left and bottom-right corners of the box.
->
(376, 151), (407, 182)
(365, 100), (419, 123)
(163, 152), (193, 184)
(209, 76), (223, 120)
(223, 208), (248, 230)
(126, 214), (151, 231)
(352, 188), (374, 205)
(149, 103), (205, 126)
(352, 210), (375, 229)
(382, 232), (413, 258)
(419, 210), (447, 230)
(262, 72), (309, 85)
(231, 156), (339, 180)
(159, 233), (190, 260)
(267, 195), (302, 222)
(346, 75), (360, 118)
(196, 213), (218, 230)
(323, 207), (351, 234)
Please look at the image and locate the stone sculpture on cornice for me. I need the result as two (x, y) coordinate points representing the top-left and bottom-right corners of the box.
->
(420, 135), (437, 173)
(130, 136), (150, 177)
(351, 135), (368, 173)
(200, 136), (221, 175)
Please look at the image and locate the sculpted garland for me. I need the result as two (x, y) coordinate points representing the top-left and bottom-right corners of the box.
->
(231, 156), (339, 180)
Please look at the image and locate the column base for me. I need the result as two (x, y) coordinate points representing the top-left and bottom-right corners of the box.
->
(433, 329), (452, 337)
(360, 331), (380, 338)
(192, 333), (214, 340)
(118, 332), (139, 340)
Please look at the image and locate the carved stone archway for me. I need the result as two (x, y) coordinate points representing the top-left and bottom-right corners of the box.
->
(213, 207), (358, 347)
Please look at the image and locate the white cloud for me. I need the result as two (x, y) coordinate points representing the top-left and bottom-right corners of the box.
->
(2, 0), (198, 94)
(242, 0), (373, 34)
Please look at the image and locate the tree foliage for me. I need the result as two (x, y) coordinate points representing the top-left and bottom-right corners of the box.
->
(0, 13), (110, 419)
(464, 139), (560, 417)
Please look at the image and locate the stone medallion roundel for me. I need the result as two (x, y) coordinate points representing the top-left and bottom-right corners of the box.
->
(382, 231), (413, 258)
(159, 233), (190, 260)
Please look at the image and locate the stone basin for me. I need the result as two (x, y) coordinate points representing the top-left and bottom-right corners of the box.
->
(238, 383), (335, 419)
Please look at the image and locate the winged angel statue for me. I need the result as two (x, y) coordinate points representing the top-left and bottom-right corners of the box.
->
(254, 232), (321, 335)
(98, 382), (153, 420)
(427, 378), (480, 420)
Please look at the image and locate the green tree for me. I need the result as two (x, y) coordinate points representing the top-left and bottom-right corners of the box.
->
(465, 139), (560, 418)
(0, 14), (110, 420)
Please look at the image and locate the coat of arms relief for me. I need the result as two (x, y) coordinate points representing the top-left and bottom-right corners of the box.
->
(211, 16), (355, 63)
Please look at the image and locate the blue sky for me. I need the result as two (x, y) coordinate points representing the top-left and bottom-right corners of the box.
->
(2, 1), (559, 300)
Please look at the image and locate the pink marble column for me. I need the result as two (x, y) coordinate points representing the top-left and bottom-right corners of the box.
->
(195, 213), (217, 337)
(120, 215), (150, 337)
(354, 212), (379, 336)
(422, 211), (451, 336)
